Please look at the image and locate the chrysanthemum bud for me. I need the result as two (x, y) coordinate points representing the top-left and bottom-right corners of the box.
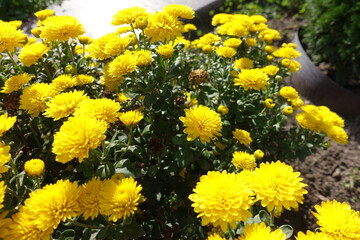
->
(24, 159), (45, 177)
(65, 65), (75, 74)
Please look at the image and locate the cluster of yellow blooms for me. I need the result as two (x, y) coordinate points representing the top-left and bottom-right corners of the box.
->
(0, 3), (357, 240)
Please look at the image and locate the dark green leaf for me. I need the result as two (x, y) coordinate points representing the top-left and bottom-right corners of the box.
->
(175, 148), (194, 168)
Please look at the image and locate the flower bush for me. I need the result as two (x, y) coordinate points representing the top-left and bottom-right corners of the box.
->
(0, 5), (358, 240)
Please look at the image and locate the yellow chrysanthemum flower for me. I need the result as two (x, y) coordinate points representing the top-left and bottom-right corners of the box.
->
(245, 38), (257, 47)
(44, 90), (90, 120)
(73, 98), (121, 124)
(77, 35), (93, 44)
(261, 65), (279, 76)
(19, 83), (57, 116)
(52, 116), (107, 163)
(295, 230), (333, 240)
(264, 45), (277, 53)
(39, 15), (85, 42)
(233, 57), (254, 70)
(282, 106), (294, 115)
(103, 34), (131, 57)
(111, 6), (150, 26)
(22, 179), (80, 230)
(224, 38), (242, 48)
(252, 161), (308, 213)
(86, 33), (115, 60)
(133, 49), (153, 66)
(0, 113), (17, 137)
(211, 13), (232, 26)
(116, 93), (130, 103)
(183, 23), (197, 32)
(24, 159), (45, 177)
(118, 109), (144, 127)
(156, 44), (174, 59)
(258, 28), (281, 42)
(18, 42), (49, 66)
(163, 4), (195, 19)
(179, 105), (222, 144)
(73, 74), (94, 85)
(325, 125), (349, 144)
(100, 63), (124, 91)
(232, 151), (257, 170)
(273, 46), (301, 59)
(0, 142), (11, 177)
(291, 98), (305, 110)
(264, 98), (275, 109)
(253, 149), (264, 159)
(99, 176), (144, 222)
(233, 129), (252, 145)
(313, 200), (360, 240)
(79, 177), (102, 220)
(216, 46), (237, 58)
(217, 105), (229, 115)
(234, 69), (270, 91)
(279, 86), (299, 101)
(144, 11), (183, 43)
(0, 21), (26, 53)
(193, 33), (221, 48)
(34, 9), (55, 21)
(281, 59), (301, 72)
(189, 171), (254, 232)
(237, 222), (286, 240)
(1, 73), (34, 94)
(0, 181), (6, 209)
(108, 53), (137, 78)
(51, 74), (77, 92)
(207, 233), (226, 240)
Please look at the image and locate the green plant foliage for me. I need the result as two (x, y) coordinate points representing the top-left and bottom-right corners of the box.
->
(301, 0), (360, 85)
(0, 0), (63, 21)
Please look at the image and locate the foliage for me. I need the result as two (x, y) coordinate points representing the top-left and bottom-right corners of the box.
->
(0, 0), (63, 21)
(301, 0), (360, 85)
(213, 0), (306, 19)
(0, 5), (354, 240)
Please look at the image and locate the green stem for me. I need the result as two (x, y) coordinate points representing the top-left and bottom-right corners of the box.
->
(69, 219), (104, 230)
(119, 127), (134, 160)
(8, 157), (20, 189)
(5, 50), (18, 69)
(65, 41), (77, 74)
(270, 208), (275, 226)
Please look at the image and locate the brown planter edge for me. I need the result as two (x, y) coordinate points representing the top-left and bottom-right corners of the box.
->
(289, 30), (360, 117)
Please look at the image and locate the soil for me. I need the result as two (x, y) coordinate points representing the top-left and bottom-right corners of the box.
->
(269, 16), (360, 233)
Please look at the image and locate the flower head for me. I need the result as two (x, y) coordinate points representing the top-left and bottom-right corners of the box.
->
(217, 105), (229, 115)
(21, 179), (80, 230)
(1, 73), (34, 94)
(234, 69), (269, 91)
(0, 21), (26, 53)
(232, 151), (257, 170)
(0, 181), (6, 209)
(0, 113), (17, 137)
(179, 105), (222, 144)
(52, 116), (107, 163)
(253, 149), (264, 159)
(34, 9), (55, 21)
(295, 230), (333, 240)
(111, 7), (150, 26)
(0, 142), (11, 177)
(73, 74), (94, 85)
(118, 109), (144, 127)
(233, 129), (252, 145)
(44, 90), (90, 120)
(99, 176), (144, 222)
(51, 74), (77, 92)
(216, 46), (236, 58)
(108, 53), (137, 78)
(282, 106), (294, 115)
(79, 177), (102, 220)
(144, 11), (183, 42)
(251, 161), (308, 213)
(273, 46), (301, 59)
(133, 49), (153, 66)
(19, 83), (58, 116)
(163, 4), (195, 19)
(233, 58), (254, 70)
(264, 98), (275, 109)
(73, 98), (121, 124)
(237, 222), (286, 240)
(279, 86), (299, 101)
(156, 44), (174, 59)
(189, 171), (254, 232)
(224, 38), (242, 48)
(40, 15), (85, 42)
(18, 42), (49, 66)
(24, 159), (45, 177)
(207, 233), (226, 240)
(312, 200), (360, 240)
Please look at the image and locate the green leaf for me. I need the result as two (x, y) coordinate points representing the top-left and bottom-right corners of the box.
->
(279, 225), (293, 239)
(96, 225), (111, 240)
(81, 228), (92, 240)
(258, 210), (270, 225)
(143, 93), (157, 108)
(172, 134), (187, 146)
(175, 148), (194, 168)
(120, 221), (144, 239)
(96, 163), (115, 179)
(58, 229), (75, 240)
